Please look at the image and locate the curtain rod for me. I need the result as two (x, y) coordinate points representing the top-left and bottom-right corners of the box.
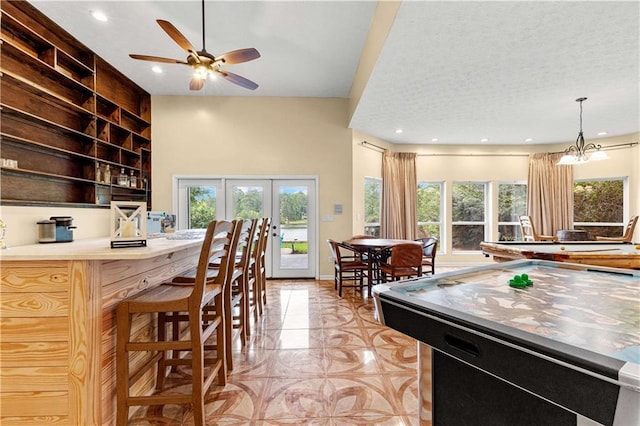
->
(361, 140), (385, 151)
(417, 153), (529, 157)
(363, 140), (639, 156)
(550, 141), (638, 155)
(362, 140), (528, 157)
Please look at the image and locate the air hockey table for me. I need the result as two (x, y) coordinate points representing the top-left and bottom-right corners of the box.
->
(373, 260), (639, 425)
(480, 241), (640, 270)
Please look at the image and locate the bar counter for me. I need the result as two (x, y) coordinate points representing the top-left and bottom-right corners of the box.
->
(0, 236), (203, 425)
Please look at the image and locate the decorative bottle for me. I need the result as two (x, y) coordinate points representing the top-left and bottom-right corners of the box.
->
(129, 170), (137, 188)
(104, 165), (111, 184)
(118, 168), (129, 186)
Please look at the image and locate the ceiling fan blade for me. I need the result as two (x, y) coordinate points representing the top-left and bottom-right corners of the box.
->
(156, 19), (198, 55)
(129, 54), (188, 64)
(189, 77), (205, 91)
(218, 70), (258, 90)
(217, 48), (261, 65)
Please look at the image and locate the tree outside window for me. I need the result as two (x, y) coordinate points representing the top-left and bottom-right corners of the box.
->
(417, 182), (442, 243)
(188, 186), (216, 229)
(498, 183), (527, 241)
(232, 186), (264, 219)
(364, 177), (381, 237)
(452, 182), (487, 251)
(574, 179), (625, 237)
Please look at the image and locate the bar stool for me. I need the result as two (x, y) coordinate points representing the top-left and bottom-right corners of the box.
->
(254, 217), (271, 314)
(115, 219), (240, 426)
(169, 219), (253, 371)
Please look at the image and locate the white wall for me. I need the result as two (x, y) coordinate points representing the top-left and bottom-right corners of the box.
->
(151, 96), (354, 278)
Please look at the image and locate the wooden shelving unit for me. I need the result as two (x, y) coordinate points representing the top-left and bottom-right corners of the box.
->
(0, 0), (152, 208)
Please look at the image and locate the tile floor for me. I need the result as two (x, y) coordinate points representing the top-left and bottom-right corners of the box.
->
(129, 279), (433, 425)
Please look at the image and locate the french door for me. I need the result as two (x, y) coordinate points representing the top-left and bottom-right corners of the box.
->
(176, 177), (317, 278)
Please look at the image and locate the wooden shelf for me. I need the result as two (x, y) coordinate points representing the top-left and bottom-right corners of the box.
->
(2, 70), (94, 117)
(1, 132), (95, 162)
(0, 1), (151, 209)
(2, 40), (94, 105)
(1, 104), (94, 140)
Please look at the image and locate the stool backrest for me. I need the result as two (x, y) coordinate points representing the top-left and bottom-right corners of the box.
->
(190, 220), (241, 309)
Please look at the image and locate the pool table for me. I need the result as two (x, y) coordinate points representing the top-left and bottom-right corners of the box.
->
(480, 241), (640, 269)
(373, 260), (640, 425)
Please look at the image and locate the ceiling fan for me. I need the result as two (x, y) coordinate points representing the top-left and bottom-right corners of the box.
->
(129, 0), (260, 91)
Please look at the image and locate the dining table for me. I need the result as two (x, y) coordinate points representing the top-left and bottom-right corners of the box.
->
(343, 238), (424, 292)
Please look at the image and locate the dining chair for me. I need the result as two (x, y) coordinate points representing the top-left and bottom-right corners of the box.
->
(327, 239), (369, 297)
(415, 237), (438, 275)
(378, 243), (423, 282)
(596, 216), (638, 242)
(519, 215), (558, 242)
(116, 219), (240, 426)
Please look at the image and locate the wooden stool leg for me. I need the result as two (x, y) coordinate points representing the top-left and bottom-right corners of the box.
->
(190, 311), (205, 426)
(116, 303), (131, 426)
(156, 311), (167, 391)
(224, 291), (234, 371)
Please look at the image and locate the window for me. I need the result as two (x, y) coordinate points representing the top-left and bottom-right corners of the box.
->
(574, 178), (626, 237)
(364, 177), (381, 237)
(452, 182), (487, 251)
(417, 182), (443, 244)
(498, 182), (527, 241)
(187, 186), (218, 229)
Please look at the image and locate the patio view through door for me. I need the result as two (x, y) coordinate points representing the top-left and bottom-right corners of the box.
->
(176, 177), (316, 278)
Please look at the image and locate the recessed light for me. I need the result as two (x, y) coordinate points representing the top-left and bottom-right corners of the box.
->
(91, 10), (108, 22)
(395, 129), (403, 134)
(151, 66), (162, 73)
(431, 138), (438, 142)
(597, 131), (608, 136)
(480, 138), (489, 143)
(524, 138), (533, 142)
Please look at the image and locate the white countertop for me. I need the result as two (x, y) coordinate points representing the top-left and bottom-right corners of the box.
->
(0, 236), (204, 261)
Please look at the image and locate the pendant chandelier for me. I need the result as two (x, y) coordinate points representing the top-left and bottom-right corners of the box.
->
(557, 97), (609, 165)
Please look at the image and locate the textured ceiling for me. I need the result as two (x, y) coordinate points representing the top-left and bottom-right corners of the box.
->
(28, 1), (640, 145)
(350, 1), (640, 145)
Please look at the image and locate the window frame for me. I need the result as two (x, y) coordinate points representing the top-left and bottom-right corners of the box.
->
(573, 177), (628, 235)
(497, 181), (528, 241)
(417, 180), (444, 251)
(451, 181), (489, 252)
(363, 176), (382, 237)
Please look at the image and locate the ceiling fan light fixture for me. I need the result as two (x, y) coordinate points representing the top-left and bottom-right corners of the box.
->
(193, 65), (208, 78)
(129, 0), (260, 91)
